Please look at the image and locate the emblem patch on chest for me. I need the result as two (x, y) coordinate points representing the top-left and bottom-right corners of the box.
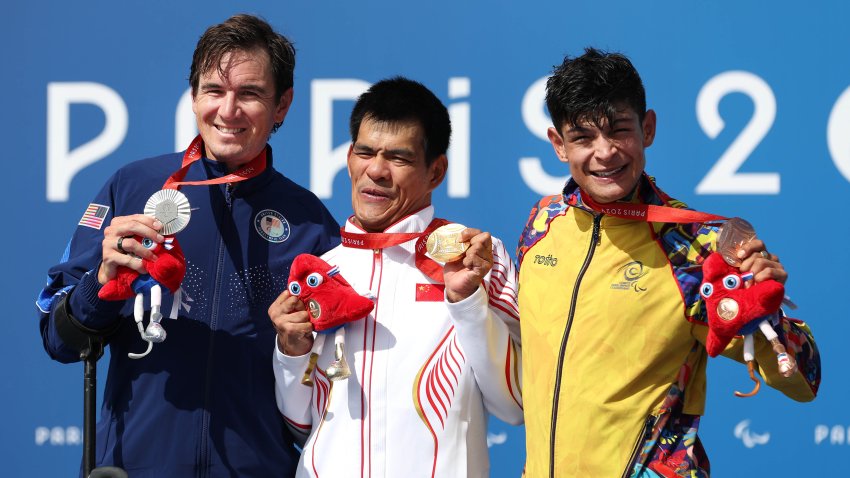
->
(610, 261), (649, 292)
(415, 283), (445, 302)
(254, 209), (291, 243)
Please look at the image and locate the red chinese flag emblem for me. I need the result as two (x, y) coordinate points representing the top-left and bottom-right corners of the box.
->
(415, 283), (445, 302)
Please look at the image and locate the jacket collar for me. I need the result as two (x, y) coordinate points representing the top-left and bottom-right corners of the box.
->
(343, 205), (435, 235)
(198, 144), (276, 198)
(563, 172), (670, 213)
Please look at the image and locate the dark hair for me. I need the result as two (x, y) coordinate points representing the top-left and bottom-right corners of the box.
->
(349, 76), (451, 165)
(545, 47), (646, 132)
(189, 14), (295, 132)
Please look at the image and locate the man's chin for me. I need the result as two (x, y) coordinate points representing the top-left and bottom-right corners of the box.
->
(585, 187), (630, 204)
(206, 145), (255, 166)
(353, 213), (391, 233)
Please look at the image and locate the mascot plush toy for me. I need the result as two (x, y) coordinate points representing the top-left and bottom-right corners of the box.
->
(99, 236), (186, 359)
(699, 252), (797, 397)
(287, 253), (374, 384)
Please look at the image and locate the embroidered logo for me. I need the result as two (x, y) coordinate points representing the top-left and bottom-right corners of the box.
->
(254, 209), (290, 243)
(610, 261), (648, 292)
(533, 254), (558, 267)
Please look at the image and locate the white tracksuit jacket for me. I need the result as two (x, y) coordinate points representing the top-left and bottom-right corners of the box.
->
(273, 206), (522, 477)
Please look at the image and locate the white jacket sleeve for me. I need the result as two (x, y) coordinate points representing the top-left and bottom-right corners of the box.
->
(447, 237), (523, 424)
(272, 343), (315, 441)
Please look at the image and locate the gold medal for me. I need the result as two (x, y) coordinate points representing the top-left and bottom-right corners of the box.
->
(426, 223), (469, 262)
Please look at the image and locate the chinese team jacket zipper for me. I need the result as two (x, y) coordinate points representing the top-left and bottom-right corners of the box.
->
(548, 213), (602, 478)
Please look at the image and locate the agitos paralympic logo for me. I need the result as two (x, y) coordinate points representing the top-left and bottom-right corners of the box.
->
(610, 261), (649, 292)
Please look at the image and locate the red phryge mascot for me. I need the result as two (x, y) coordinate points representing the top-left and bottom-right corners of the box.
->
(699, 252), (797, 397)
(287, 254), (374, 384)
(99, 236), (186, 359)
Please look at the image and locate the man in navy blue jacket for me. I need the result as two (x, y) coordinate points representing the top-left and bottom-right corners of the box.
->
(36, 14), (340, 477)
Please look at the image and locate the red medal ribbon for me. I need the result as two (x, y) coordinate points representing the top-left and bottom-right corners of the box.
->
(339, 231), (423, 249)
(162, 135), (267, 190)
(575, 188), (727, 224)
(340, 218), (451, 282)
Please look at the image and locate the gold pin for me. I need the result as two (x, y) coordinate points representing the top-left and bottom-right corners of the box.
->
(301, 353), (319, 386)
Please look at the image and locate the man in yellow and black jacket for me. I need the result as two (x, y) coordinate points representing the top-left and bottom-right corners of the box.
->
(516, 48), (820, 478)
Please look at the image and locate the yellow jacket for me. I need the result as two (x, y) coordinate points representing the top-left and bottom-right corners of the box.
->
(516, 176), (819, 477)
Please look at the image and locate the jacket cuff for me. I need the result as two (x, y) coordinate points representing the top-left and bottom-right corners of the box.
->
(273, 343), (314, 395)
(69, 269), (126, 330)
(445, 285), (488, 324)
(275, 341), (312, 365)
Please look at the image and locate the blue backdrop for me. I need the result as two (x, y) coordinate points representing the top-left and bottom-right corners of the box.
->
(5, 1), (848, 475)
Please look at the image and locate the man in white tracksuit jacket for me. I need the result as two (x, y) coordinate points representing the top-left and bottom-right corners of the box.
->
(269, 77), (523, 477)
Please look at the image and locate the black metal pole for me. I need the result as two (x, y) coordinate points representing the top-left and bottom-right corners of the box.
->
(83, 346), (98, 477)
(80, 340), (128, 478)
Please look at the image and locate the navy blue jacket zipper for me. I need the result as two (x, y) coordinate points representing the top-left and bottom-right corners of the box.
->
(198, 184), (233, 476)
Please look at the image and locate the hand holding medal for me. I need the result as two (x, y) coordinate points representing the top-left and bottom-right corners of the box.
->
(425, 223), (470, 262)
(98, 135), (268, 359)
(99, 191), (191, 359)
(437, 225), (494, 303)
(701, 217), (797, 398)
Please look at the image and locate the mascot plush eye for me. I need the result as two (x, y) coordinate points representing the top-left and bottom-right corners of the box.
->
(700, 282), (714, 298)
(306, 273), (324, 287)
(288, 282), (302, 296)
(142, 238), (156, 249)
(722, 274), (741, 290)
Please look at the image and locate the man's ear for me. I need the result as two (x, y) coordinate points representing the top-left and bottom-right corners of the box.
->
(642, 109), (656, 147)
(274, 88), (294, 124)
(428, 154), (448, 191)
(547, 126), (568, 164)
(346, 143), (354, 178)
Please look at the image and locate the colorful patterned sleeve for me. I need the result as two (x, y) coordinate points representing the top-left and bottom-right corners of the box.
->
(713, 315), (820, 402)
(516, 195), (567, 267)
(661, 218), (820, 401)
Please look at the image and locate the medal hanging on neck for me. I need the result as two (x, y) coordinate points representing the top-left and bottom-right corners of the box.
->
(572, 177), (797, 395)
(99, 135), (268, 359)
(147, 134), (267, 231)
(339, 218), (463, 283)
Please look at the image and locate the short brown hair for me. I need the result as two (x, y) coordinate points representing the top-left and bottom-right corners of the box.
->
(189, 14), (295, 101)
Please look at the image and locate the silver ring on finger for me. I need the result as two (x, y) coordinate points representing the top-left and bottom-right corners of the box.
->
(117, 236), (131, 255)
(759, 250), (769, 260)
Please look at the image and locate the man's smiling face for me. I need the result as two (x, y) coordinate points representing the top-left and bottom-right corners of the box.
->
(347, 118), (446, 232)
(548, 106), (656, 203)
(192, 48), (292, 171)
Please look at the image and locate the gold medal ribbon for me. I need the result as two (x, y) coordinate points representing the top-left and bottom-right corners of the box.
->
(339, 218), (451, 283)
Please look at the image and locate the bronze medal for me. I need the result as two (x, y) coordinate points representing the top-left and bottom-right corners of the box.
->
(716, 298), (740, 321)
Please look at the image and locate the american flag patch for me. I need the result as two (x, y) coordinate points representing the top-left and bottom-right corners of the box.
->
(78, 203), (109, 230)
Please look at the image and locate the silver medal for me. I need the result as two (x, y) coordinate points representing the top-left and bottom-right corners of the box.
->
(144, 189), (191, 235)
